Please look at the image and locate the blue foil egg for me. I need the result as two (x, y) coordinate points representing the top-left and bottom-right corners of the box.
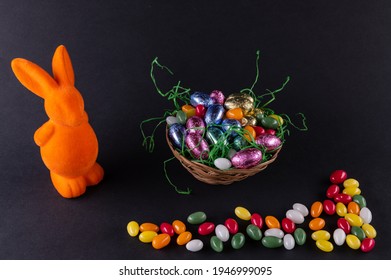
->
(221, 119), (241, 138)
(206, 126), (226, 145)
(168, 123), (186, 149)
(204, 104), (225, 125)
(190, 92), (212, 108)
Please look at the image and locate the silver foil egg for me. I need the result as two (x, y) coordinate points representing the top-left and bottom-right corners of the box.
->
(204, 104), (225, 125)
(190, 92), (212, 108)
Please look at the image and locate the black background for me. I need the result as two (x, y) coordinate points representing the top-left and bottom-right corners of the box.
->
(0, 0), (390, 260)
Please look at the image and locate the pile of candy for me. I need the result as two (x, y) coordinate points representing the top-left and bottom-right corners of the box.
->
(126, 170), (376, 253)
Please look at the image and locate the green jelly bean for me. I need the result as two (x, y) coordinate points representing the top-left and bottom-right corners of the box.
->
(353, 195), (367, 209)
(261, 236), (283, 248)
(231, 233), (246, 249)
(255, 113), (265, 123)
(176, 110), (187, 124)
(351, 226), (366, 241)
(246, 224), (262, 241)
(210, 236), (223, 253)
(187, 211), (207, 224)
(261, 117), (279, 129)
(294, 228), (307, 245)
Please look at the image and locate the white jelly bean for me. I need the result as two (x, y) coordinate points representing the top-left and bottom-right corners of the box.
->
(359, 207), (372, 224)
(166, 116), (178, 126)
(286, 209), (305, 224)
(333, 228), (346, 246)
(227, 149), (237, 159)
(293, 203), (309, 217)
(283, 234), (295, 250)
(215, 224), (230, 242)
(186, 239), (203, 252)
(264, 228), (284, 239)
(214, 158), (232, 170)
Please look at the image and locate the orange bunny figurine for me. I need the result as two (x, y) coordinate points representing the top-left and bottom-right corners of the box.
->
(11, 45), (104, 198)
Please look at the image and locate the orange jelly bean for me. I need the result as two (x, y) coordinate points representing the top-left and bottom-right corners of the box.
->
(139, 222), (159, 232)
(181, 104), (196, 118)
(347, 202), (360, 215)
(311, 201), (323, 218)
(265, 216), (280, 229)
(244, 125), (256, 142)
(172, 220), (186, 234)
(177, 231), (192, 245)
(152, 233), (171, 250)
(226, 108), (244, 120)
(309, 218), (326, 231)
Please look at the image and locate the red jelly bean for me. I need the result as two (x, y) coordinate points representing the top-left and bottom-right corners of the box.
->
(250, 213), (263, 229)
(224, 218), (238, 234)
(253, 126), (265, 136)
(337, 218), (351, 234)
(334, 193), (352, 205)
(195, 104), (206, 118)
(281, 218), (296, 234)
(323, 200), (336, 215)
(265, 129), (276, 135)
(326, 184), (340, 199)
(361, 238), (375, 253)
(160, 222), (175, 236)
(330, 170), (348, 184)
(198, 222), (215, 235)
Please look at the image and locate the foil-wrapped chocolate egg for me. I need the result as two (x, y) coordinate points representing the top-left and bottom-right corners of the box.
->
(231, 135), (248, 151)
(224, 92), (254, 114)
(231, 148), (263, 169)
(221, 119), (241, 138)
(190, 92), (212, 108)
(210, 90), (225, 105)
(186, 116), (205, 135)
(206, 126), (226, 145)
(185, 132), (209, 160)
(168, 123), (186, 149)
(204, 104), (225, 125)
(255, 134), (282, 152)
(245, 115), (257, 126)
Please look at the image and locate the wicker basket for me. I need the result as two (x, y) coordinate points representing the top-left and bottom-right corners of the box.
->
(166, 128), (282, 185)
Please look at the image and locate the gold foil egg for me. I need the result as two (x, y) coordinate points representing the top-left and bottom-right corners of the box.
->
(245, 115), (257, 126)
(224, 93), (254, 114)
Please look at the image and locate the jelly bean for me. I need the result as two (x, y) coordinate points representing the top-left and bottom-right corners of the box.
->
(330, 170), (348, 184)
(214, 157), (232, 170)
(309, 218), (325, 231)
(253, 126), (266, 136)
(326, 184), (340, 199)
(215, 224), (230, 242)
(346, 234), (361, 250)
(172, 220), (186, 234)
(160, 222), (175, 236)
(283, 234), (295, 250)
(343, 187), (361, 196)
(198, 222), (215, 235)
(205, 104), (225, 125)
(281, 218), (296, 233)
(353, 195), (367, 209)
(316, 240), (334, 252)
(359, 207), (372, 224)
(166, 116), (178, 126)
(362, 224), (377, 238)
(311, 230), (331, 241)
(231, 233), (246, 249)
(265, 129), (276, 135)
(323, 200), (336, 215)
(246, 224), (263, 241)
(195, 104), (206, 118)
(186, 239), (203, 252)
(269, 114), (284, 126)
(361, 238), (375, 253)
(243, 125), (256, 141)
(187, 211), (207, 224)
(139, 223), (159, 233)
(334, 193), (352, 205)
(250, 213), (263, 229)
(286, 209), (304, 224)
(310, 201), (323, 218)
(333, 228), (346, 246)
(210, 236), (223, 253)
(344, 213), (363, 227)
(224, 218), (239, 234)
(336, 202), (347, 217)
(347, 202), (360, 215)
(182, 104), (196, 118)
(255, 112), (264, 122)
(343, 178), (359, 189)
(190, 92), (211, 108)
(261, 116), (279, 129)
(126, 221), (139, 237)
(351, 226), (366, 241)
(177, 231), (192, 245)
(293, 228), (307, 245)
(176, 110), (187, 124)
(337, 218), (351, 234)
(139, 231), (158, 243)
(235, 206), (251, 221)
(227, 149), (237, 159)
(265, 216), (280, 229)
(293, 203), (309, 217)
(152, 233), (171, 250)
(262, 236), (283, 248)
(265, 228), (284, 239)
(226, 108), (244, 120)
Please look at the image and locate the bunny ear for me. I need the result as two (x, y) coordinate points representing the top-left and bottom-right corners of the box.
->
(11, 58), (58, 99)
(52, 45), (75, 86)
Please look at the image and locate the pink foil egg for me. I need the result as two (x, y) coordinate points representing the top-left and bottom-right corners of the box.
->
(210, 90), (225, 105)
(231, 148), (262, 169)
(185, 132), (209, 160)
(255, 134), (282, 152)
(186, 116), (205, 135)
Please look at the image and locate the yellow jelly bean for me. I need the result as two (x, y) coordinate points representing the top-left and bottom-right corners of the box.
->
(311, 230), (331, 241)
(344, 213), (363, 227)
(343, 178), (359, 188)
(265, 216), (281, 229)
(172, 220), (186, 234)
(152, 233), (171, 250)
(336, 202), (347, 217)
(243, 125), (256, 142)
(347, 202), (360, 215)
(139, 222), (159, 232)
(269, 114), (284, 126)
(343, 187), (361, 196)
(235, 206), (252, 220)
(126, 221), (139, 237)
(226, 108), (244, 120)
(309, 218), (325, 231)
(177, 231), (192, 245)
(181, 104), (196, 118)
(346, 234), (361, 250)
(139, 231), (158, 243)
(362, 223), (377, 238)
(316, 240), (334, 252)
